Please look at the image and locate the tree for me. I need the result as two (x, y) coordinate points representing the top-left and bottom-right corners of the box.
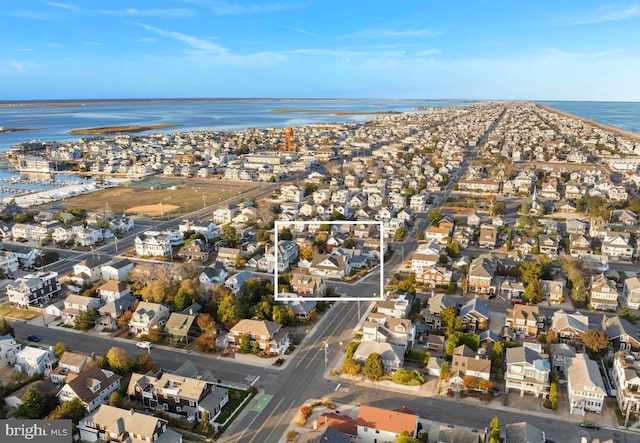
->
(582, 328), (610, 356)
(492, 202), (506, 215)
(239, 334), (252, 353)
(140, 280), (169, 303)
(549, 381), (558, 410)
(429, 209), (441, 224)
(16, 388), (50, 419)
(489, 416), (502, 443)
(518, 261), (542, 285)
(53, 341), (71, 359)
(299, 243), (316, 261)
(0, 318), (15, 337)
(109, 391), (124, 407)
(117, 309), (133, 328)
(342, 358), (362, 375)
(345, 342), (360, 359)
(364, 353), (385, 380)
(523, 280), (545, 304)
(279, 227), (293, 240)
(446, 241), (461, 258)
(220, 225), (241, 246)
(195, 313), (218, 352)
(393, 227), (406, 241)
(74, 306), (98, 330)
(440, 306), (461, 334)
(396, 431), (421, 443)
(48, 397), (88, 428)
(491, 341), (505, 374)
(105, 346), (133, 374)
(272, 304), (294, 326)
(217, 294), (243, 328)
(173, 288), (192, 312)
(197, 410), (213, 436)
(135, 354), (159, 373)
(439, 361), (450, 380)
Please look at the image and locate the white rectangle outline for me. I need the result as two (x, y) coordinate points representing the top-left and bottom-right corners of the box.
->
(274, 220), (385, 302)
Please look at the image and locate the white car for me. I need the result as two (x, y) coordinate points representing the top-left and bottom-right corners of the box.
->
(136, 341), (152, 350)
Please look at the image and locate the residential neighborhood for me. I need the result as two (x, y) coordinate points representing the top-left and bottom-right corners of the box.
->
(2, 100), (640, 442)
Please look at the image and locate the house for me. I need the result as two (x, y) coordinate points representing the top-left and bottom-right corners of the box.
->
(623, 277), (640, 310)
(165, 311), (199, 344)
(73, 256), (112, 282)
(228, 319), (290, 355)
(459, 297), (490, 332)
(309, 254), (351, 279)
(97, 280), (131, 304)
(377, 291), (412, 318)
(612, 351), (640, 420)
(129, 302), (171, 336)
(550, 343), (577, 377)
(589, 273), (619, 311)
(6, 271), (62, 308)
(127, 370), (227, 423)
(449, 345), (492, 392)
(422, 293), (458, 329)
(0, 334), (20, 368)
(424, 225), (450, 244)
(1, 243), (39, 269)
(567, 353), (606, 415)
(478, 224), (498, 249)
(97, 294), (136, 331)
(283, 300), (317, 320)
(50, 351), (96, 384)
(224, 271), (252, 295)
(354, 405), (418, 443)
(14, 346), (57, 376)
(61, 294), (103, 326)
(505, 422), (546, 443)
(0, 250), (19, 276)
(506, 305), (542, 337)
(362, 313), (414, 348)
(566, 218), (588, 235)
(213, 205), (238, 224)
(135, 231), (172, 257)
(602, 231), (635, 261)
(4, 379), (57, 410)
(602, 315), (640, 352)
(352, 341), (404, 371)
(216, 247), (241, 266)
(467, 255), (497, 294)
(290, 274), (326, 297)
(179, 219), (219, 239)
(500, 280), (526, 300)
(78, 404), (183, 443)
(199, 263), (228, 286)
(432, 425), (487, 443)
(178, 238), (210, 262)
(101, 258), (134, 281)
(569, 233), (591, 258)
(538, 234), (559, 255)
(505, 342), (550, 398)
(549, 310), (589, 346)
(416, 265), (453, 287)
(411, 242), (440, 275)
(56, 365), (122, 412)
(512, 235), (538, 255)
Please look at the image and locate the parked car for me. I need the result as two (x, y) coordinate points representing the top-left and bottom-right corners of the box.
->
(27, 335), (40, 342)
(579, 422), (599, 430)
(511, 299), (526, 305)
(136, 341), (152, 350)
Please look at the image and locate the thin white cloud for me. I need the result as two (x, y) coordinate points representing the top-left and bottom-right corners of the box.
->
(276, 24), (321, 38)
(135, 23), (229, 56)
(83, 41), (102, 46)
(137, 37), (158, 43)
(46, 2), (76, 9)
(567, 4), (640, 25)
(345, 28), (444, 39)
(181, 0), (306, 15)
(0, 60), (40, 74)
(544, 47), (616, 58)
(99, 8), (195, 18)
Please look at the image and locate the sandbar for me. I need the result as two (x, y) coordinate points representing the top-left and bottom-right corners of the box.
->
(68, 124), (181, 135)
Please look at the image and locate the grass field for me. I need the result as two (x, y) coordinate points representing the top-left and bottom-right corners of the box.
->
(61, 178), (257, 219)
(0, 302), (41, 320)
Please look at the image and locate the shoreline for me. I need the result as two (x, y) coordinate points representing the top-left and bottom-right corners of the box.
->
(269, 109), (402, 116)
(68, 124), (181, 135)
(536, 104), (640, 141)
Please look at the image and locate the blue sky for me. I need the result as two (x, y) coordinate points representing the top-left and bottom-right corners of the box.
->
(1, 1), (640, 100)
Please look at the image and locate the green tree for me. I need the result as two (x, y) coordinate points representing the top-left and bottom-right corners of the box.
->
(440, 306), (461, 334)
(173, 289), (192, 312)
(364, 352), (385, 380)
(491, 341), (505, 374)
(0, 318), (15, 337)
(239, 334), (251, 353)
(523, 280), (545, 304)
(135, 354), (159, 373)
(394, 227), (406, 241)
(428, 209), (442, 224)
(217, 294), (243, 328)
(272, 305), (295, 326)
(16, 388), (50, 419)
(109, 391), (124, 408)
(48, 397), (88, 428)
(279, 227), (293, 241)
(220, 225), (241, 246)
(345, 342), (360, 359)
(518, 261), (542, 285)
(396, 431), (421, 443)
(75, 307), (98, 331)
(105, 346), (133, 374)
(492, 202), (506, 215)
(446, 241), (461, 258)
(53, 341), (71, 359)
(582, 328), (610, 356)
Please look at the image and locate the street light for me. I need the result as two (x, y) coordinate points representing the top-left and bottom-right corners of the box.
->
(323, 341), (328, 367)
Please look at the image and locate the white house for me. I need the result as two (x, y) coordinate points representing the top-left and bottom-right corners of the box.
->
(567, 353), (606, 415)
(128, 302), (170, 336)
(505, 342), (550, 398)
(135, 231), (172, 257)
(0, 334), (20, 368)
(14, 346), (57, 376)
(56, 366), (122, 413)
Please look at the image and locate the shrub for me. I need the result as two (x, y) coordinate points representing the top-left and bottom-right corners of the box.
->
(295, 414), (307, 426)
(300, 405), (312, 418)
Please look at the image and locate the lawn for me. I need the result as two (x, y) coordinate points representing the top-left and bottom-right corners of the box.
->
(60, 177), (257, 219)
(0, 302), (41, 321)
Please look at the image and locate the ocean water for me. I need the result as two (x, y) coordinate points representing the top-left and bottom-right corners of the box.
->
(0, 99), (470, 151)
(538, 101), (640, 135)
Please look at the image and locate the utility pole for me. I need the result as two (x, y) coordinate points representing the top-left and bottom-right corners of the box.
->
(323, 342), (328, 367)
